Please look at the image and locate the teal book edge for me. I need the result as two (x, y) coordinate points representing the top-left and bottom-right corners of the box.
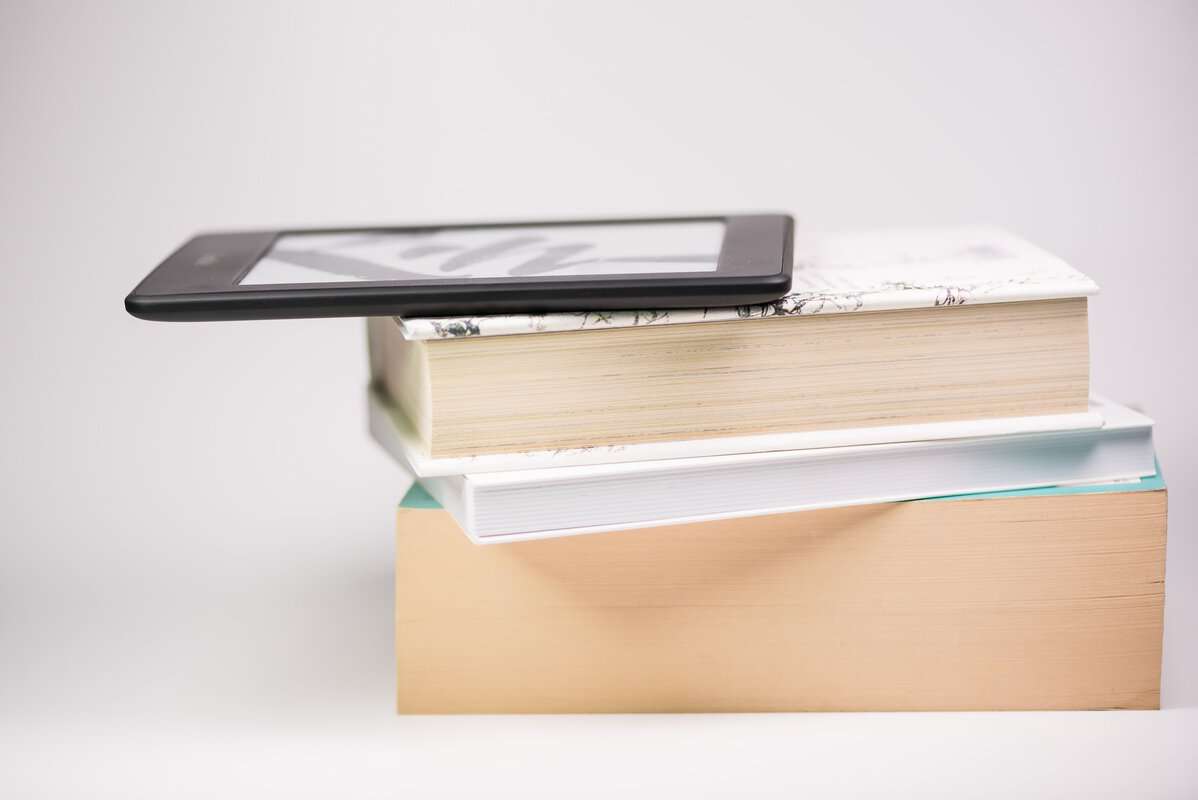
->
(399, 460), (1166, 510)
(400, 482), (442, 509)
(922, 459), (1165, 502)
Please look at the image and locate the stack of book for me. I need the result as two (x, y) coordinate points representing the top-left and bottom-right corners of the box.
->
(368, 226), (1167, 714)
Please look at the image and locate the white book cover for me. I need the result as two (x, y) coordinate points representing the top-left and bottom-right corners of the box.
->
(373, 394), (1155, 543)
(396, 226), (1099, 340)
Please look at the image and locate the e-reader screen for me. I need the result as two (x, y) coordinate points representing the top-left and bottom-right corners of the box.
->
(239, 221), (725, 285)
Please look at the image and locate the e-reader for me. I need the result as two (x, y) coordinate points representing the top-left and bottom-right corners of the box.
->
(125, 214), (793, 321)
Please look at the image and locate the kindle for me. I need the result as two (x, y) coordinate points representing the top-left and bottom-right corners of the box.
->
(125, 214), (794, 321)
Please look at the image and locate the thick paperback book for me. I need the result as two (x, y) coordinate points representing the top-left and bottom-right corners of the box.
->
(369, 226), (1099, 458)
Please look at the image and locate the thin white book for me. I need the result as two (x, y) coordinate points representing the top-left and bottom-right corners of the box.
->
(370, 392), (1155, 543)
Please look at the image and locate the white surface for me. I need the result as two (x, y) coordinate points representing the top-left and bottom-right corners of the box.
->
(372, 393), (1155, 540)
(1, 1), (1195, 798)
(399, 224), (1100, 339)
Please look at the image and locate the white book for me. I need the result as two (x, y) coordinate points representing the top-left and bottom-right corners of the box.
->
(370, 393), (1155, 543)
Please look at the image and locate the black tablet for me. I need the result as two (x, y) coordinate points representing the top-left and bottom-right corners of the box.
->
(125, 214), (793, 321)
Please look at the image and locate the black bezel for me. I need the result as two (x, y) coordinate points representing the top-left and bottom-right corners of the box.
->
(125, 214), (793, 321)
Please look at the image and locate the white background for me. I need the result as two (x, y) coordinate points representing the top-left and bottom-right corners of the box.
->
(1, 1), (1195, 797)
